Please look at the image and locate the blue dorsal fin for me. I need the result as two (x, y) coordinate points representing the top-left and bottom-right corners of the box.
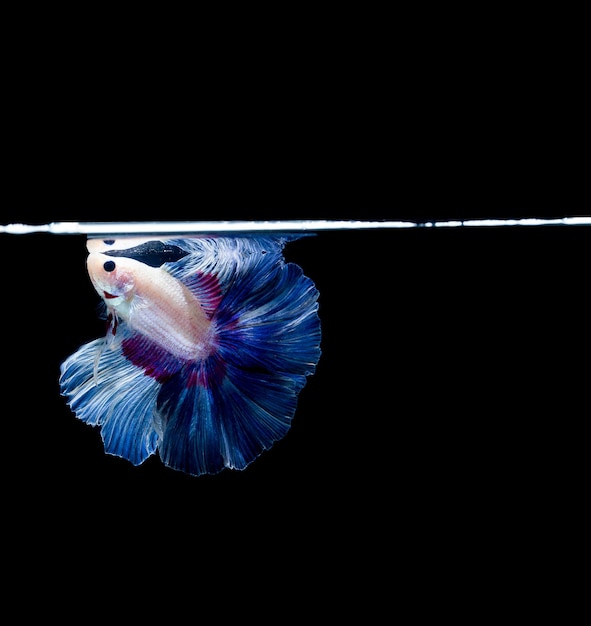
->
(182, 271), (222, 319)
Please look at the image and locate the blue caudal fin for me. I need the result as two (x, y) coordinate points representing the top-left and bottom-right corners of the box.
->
(59, 327), (162, 465)
(156, 253), (321, 476)
(156, 358), (307, 475)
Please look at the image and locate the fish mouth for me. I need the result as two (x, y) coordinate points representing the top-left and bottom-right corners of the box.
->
(103, 290), (119, 299)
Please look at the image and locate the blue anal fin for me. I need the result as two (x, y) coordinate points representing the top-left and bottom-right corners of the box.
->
(59, 332), (161, 465)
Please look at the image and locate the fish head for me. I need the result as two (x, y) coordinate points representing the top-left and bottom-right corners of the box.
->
(86, 252), (144, 319)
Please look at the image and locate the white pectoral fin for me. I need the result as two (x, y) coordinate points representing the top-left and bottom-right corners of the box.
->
(59, 328), (161, 465)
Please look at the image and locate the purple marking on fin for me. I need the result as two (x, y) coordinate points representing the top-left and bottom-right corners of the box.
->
(122, 335), (183, 382)
(183, 271), (222, 319)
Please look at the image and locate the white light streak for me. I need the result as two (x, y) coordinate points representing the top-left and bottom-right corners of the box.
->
(0, 217), (590, 236)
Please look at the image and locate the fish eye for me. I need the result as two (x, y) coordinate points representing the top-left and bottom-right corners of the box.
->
(103, 260), (116, 272)
(103, 239), (115, 245)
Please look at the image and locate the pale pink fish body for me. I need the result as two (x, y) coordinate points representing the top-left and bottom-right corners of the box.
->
(86, 251), (215, 361)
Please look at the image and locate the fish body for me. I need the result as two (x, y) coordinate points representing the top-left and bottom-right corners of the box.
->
(86, 253), (215, 361)
(60, 235), (321, 476)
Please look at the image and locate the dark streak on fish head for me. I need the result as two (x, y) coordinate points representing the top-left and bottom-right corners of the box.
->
(87, 238), (190, 267)
(104, 240), (190, 267)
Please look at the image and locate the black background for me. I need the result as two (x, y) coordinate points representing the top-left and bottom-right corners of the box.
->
(2, 23), (588, 612)
(3, 211), (588, 573)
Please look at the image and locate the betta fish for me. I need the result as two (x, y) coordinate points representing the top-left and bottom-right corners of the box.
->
(59, 235), (321, 476)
